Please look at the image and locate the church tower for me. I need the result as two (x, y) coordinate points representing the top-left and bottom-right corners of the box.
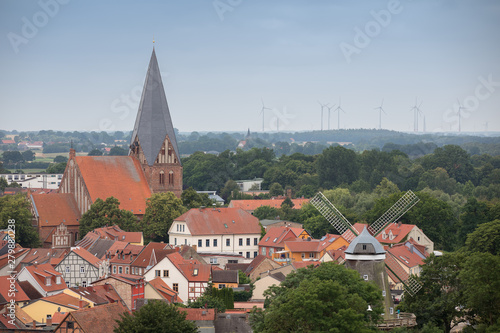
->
(130, 48), (183, 197)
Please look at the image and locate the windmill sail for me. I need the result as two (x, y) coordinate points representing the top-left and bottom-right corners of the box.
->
(368, 190), (420, 236)
(310, 192), (359, 242)
(385, 252), (422, 297)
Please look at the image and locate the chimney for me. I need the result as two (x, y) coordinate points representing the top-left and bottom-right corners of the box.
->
(79, 298), (85, 309)
(46, 315), (52, 327)
(32, 320), (37, 328)
(398, 221), (402, 228)
(69, 148), (76, 159)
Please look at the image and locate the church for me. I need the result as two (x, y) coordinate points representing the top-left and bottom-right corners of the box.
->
(30, 49), (183, 247)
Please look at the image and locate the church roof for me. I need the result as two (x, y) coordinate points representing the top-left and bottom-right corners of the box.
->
(345, 227), (385, 255)
(130, 48), (180, 166)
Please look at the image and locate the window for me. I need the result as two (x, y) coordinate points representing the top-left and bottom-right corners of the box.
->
(177, 224), (179, 232)
(363, 275), (369, 281)
(246, 252), (250, 258)
(198, 239), (202, 247)
(246, 238), (250, 246)
(56, 276), (61, 284)
(418, 236), (421, 241)
(254, 251), (257, 258)
(228, 260), (238, 264)
(80, 266), (85, 273)
(155, 270), (160, 277)
(362, 244), (367, 250)
(113, 266), (117, 274)
(261, 247), (266, 255)
(168, 171), (174, 185)
(239, 238), (243, 246)
(309, 253), (315, 258)
(218, 284), (226, 289)
(301, 253), (305, 259)
(193, 268), (198, 276)
(173, 283), (179, 292)
(206, 239), (210, 247)
(210, 258), (218, 264)
(269, 248), (274, 254)
(46, 277), (51, 286)
(126, 267), (129, 274)
(163, 270), (169, 277)
(226, 239), (230, 246)
(213, 239), (217, 247)
(159, 172), (165, 185)
(254, 238), (258, 245)
(182, 225), (185, 232)
(239, 252), (242, 256)
(65, 266), (70, 273)
(82, 281), (87, 287)
(119, 266), (123, 274)
(174, 238), (177, 245)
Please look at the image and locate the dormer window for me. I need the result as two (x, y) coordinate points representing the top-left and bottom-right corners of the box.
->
(193, 268), (198, 276)
(56, 276), (61, 285)
(46, 277), (51, 286)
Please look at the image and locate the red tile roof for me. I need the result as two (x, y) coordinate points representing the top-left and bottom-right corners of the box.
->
(22, 263), (66, 293)
(31, 193), (81, 227)
(58, 302), (128, 333)
(175, 207), (261, 236)
(71, 247), (102, 268)
(166, 252), (211, 282)
(96, 274), (144, 286)
(131, 242), (172, 268)
(229, 198), (309, 211)
(0, 276), (29, 303)
(40, 293), (89, 309)
(387, 243), (426, 268)
(292, 261), (320, 270)
(259, 227), (301, 248)
(91, 225), (143, 243)
(15, 248), (68, 271)
(376, 223), (418, 244)
(148, 277), (183, 303)
(88, 284), (124, 305)
(181, 308), (216, 321)
(74, 156), (152, 214)
(0, 248), (28, 271)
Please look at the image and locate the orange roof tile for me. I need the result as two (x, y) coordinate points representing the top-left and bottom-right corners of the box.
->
(0, 276), (30, 303)
(92, 225), (143, 243)
(229, 198), (309, 211)
(376, 223), (417, 244)
(259, 227), (301, 248)
(387, 243), (426, 268)
(40, 293), (89, 309)
(292, 262), (320, 270)
(181, 308), (216, 321)
(74, 156), (152, 214)
(131, 242), (172, 268)
(23, 263), (66, 293)
(148, 277), (183, 303)
(166, 252), (211, 282)
(31, 193), (80, 227)
(175, 207), (261, 236)
(0, 248), (28, 271)
(285, 239), (322, 252)
(59, 302), (128, 333)
(70, 247), (102, 267)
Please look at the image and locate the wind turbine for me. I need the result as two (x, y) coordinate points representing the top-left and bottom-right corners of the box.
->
(326, 104), (335, 131)
(334, 98), (345, 130)
(260, 99), (271, 132)
(484, 121), (489, 132)
(457, 99), (467, 132)
(410, 98), (423, 132)
(318, 101), (330, 131)
(374, 99), (386, 130)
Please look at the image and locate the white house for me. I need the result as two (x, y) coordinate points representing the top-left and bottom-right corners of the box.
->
(55, 247), (108, 287)
(17, 263), (66, 297)
(0, 173), (63, 189)
(144, 252), (210, 304)
(168, 207), (262, 259)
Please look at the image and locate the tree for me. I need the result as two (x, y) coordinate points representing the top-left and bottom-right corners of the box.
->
(188, 286), (227, 313)
(141, 192), (186, 243)
(459, 252), (500, 327)
(87, 148), (103, 156)
(0, 178), (8, 192)
(181, 187), (212, 209)
(78, 197), (138, 238)
(317, 146), (359, 189)
(108, 146), (128, 156)
(253, 206), (280, 221)
(2, 151), (23, 164)
(46, 162), (66, 173)
(457, 197), (490, 247)
(399, 253), (465, 333)
(462, 220), (500, 256)
(53, 155), (68, 163)
(250, 262), (382, 333)
(21, 150), (35, 162)
(269, 183), (283, 197)
(220, 179), (239, 201)
(115, 300), (197, 333)
(0, 194), (41, 247)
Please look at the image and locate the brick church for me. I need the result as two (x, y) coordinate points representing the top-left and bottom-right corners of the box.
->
(30, 49), (183, 247)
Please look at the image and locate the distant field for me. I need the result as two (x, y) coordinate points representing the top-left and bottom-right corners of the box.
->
(7, 168), (46, 173)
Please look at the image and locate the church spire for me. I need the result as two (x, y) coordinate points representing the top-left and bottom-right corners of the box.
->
(130, 48), (181, 166)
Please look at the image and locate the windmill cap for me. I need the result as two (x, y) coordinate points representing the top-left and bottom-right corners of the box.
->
(345, 227), (386, 255)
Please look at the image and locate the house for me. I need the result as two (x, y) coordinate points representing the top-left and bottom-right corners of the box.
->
(229, 198), (310, 213)
(377, 222), (434, 253)
(144, 252), (210, 304)
(252, 273), (286, 301)
(62, 287), (109, 307)
(320, 246), (347, 264)
(234, 178), (264, 192)
(0, 276), (30, 307)
(55, 247), (108, 287)
(212, 270), (239, 289)
(198, 252), (247, 268)
(30, 193), (81, 248)
(108, 243), (144, 276)
(17, 263), (66, 297)
(58, 49), (183, 217)
(88, 225), (144, 246)
(259, 219), (304, 230)
(21, 293), (89, 323)
(0, 248), (29, 276)
(54, 302), (128, 333)
(145, 277), (183, 303)
(385, 240), (429, 290)
(92, 274), (145, 310)
(272, 234), (349, 264)
(169, 207), (262, 259)
(258, 226), (310, 257)
(130, 242), (174, 276)
(182, 308), (216, 332)
(244, 255), (281, 282)
(0, 304), (34, 329)
(14, 248), (68, 272)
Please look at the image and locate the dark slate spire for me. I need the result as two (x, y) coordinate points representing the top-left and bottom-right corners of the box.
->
(131, 48), (180, 166)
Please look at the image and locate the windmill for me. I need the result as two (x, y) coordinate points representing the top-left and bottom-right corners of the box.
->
(310, 190), (423, 297)
(374, 99), (386, 130)
(260, 99), (271, 132)
(326, 104), (335, 131)
(410, 98), (423, 132)
(457, 99), (467, 132)
(334, 98), (345, 130)
(318, 101), (330, 131)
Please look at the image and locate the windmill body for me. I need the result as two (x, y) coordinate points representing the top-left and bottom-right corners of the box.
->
(345, 227), (396, 320)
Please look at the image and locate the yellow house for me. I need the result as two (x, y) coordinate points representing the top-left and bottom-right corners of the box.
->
(21, 293), (90, 323)
(273, 234), (349, 264)
(211, 270), (239, 289)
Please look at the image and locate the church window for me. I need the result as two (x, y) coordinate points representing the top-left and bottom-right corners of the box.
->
(159, 172), (165, 185)
(168, 171), (174, 185)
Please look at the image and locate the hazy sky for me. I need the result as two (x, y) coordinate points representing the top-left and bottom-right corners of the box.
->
(1, 0), (499, 134)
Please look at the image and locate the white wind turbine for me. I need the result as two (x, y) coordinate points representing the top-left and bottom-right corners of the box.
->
(374, 99), (386, 130)
(260, 98), (272, 132)
(334, 98), (345, 130)
(318, 101), (330, 131)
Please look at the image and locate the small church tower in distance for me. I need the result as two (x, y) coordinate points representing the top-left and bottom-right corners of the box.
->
(129, 48), (183, 197)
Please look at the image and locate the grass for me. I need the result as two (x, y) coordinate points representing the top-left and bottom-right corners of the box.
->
(7, 168), (46, 174)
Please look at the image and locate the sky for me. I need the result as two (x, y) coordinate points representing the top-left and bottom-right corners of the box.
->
(1, 0), (499, 134)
